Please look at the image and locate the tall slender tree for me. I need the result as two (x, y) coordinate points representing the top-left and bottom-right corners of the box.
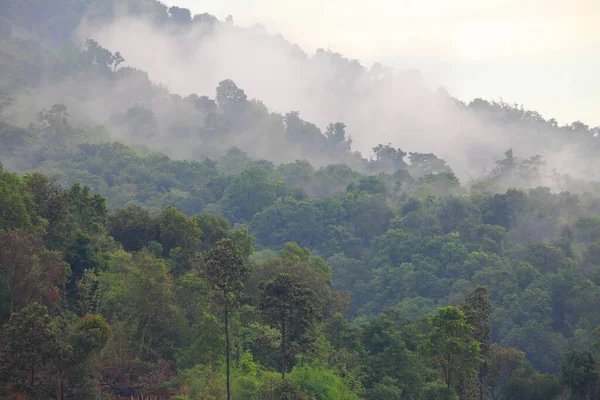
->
(203, 239), (250, 400)
(460, 285), (493, 400)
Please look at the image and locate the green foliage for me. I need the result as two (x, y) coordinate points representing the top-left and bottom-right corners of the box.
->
(260, 273), (318, 378)
(0, 168), (36, 232)
(291, 365), (360, 400)
(96, 249), (176, 360)
(71, 314), (111, 363)
(423, 307), (481, 390)
(460, 285), (492, 399)
(195, 213), (230, 249)
(257, 376), (314, 400)
(0, 303), (67, 397)
(203, 238), (251, 399)
(0, 230), (66, 318)
(3, 154), (600, 398)
(68, 183), (107, 233)
(222, 167), (277, 222)
(3, 5), (600, 397)
(204, 238), (250, 309)
(108, 204), (158, 252)
(159, 206), (201, 256)
(560, 351), (600, 399)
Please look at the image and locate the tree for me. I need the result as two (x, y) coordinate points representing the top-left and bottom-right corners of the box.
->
(24, 173), (71, 249)
(64, 314), (111, 399)
(68, 183), (107, 233)
(158, 206), (201, 275)
(65, 232), (101, 302)
(70, 314), (111, 362)
(0, 230), (65, 317)
(75, 269), (97, 317)
(216, 79), (247, 116)
(487, 344), (527, 400)
(0, 168), (36, 232)
(408, 152), (451, 177)
(222, 167), (277, 222)
(325, 122), (351, 153)
(424, 306), (480, 395)
(1, 304), (110, 400)
(84, 39), (112, 68)
(0, 303), (68, 398)
(112, 51), (125, 71)
(259, 273), (317, 379)
(203, 239), (250, 400)
(38, 104), (80, 147)
(247, 252), (342, 322)
(361, 312), (427, 397)
(108, 205), (158, 252)
(95, 250), (175, 361)
(258, 376), (313, 400)
(169, 6), (192, 24)
(491, 149), (516, 179)
(560, 351), (599, 400)
(188, 94), (217, 113)
(84, 39), (124, 72)
(460, 285), (492, 400)
(117, 106), (159, 140)
(370, 143), (407, 171)
(347, 176), (387, 195)
(195, 213), (230, 250)
(229, 229), (255, 259)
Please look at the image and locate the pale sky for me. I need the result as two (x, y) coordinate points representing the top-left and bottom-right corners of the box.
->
(162, 0), (600, 126)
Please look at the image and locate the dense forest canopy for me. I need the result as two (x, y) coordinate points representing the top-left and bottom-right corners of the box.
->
(2, 1), (600, 399)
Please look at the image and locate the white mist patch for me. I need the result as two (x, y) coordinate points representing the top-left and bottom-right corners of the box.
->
(2, 4), (590, 188)
(75, 15), (517, 175)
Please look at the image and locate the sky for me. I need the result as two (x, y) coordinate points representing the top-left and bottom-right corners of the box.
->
(161, 0), (600, 127)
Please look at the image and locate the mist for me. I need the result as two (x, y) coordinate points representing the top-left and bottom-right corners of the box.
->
(5, 0), (600, 187)
(75, 14), (503, 173)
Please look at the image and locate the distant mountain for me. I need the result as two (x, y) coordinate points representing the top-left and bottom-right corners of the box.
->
(1, 0), (599, 185)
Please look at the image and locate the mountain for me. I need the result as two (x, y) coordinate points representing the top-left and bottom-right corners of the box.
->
(2, 0), (600, 182)
(1, 1), (600, 399)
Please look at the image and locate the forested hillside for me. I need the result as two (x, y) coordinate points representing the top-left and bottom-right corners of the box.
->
(2, 1), (600, 399)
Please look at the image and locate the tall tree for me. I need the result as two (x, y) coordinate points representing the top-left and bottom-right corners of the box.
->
(259, 273), (317, 379)
(460, 285), (493, 400)
(203, 238), (250, 400)
(424, 306), (480, 397)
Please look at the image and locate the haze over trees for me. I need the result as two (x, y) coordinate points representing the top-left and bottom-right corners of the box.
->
(2, 1), (600, 399)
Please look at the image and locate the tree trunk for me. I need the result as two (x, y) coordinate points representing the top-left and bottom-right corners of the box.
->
(225, 306), (231, 400)
(281, 319), (286, 379)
